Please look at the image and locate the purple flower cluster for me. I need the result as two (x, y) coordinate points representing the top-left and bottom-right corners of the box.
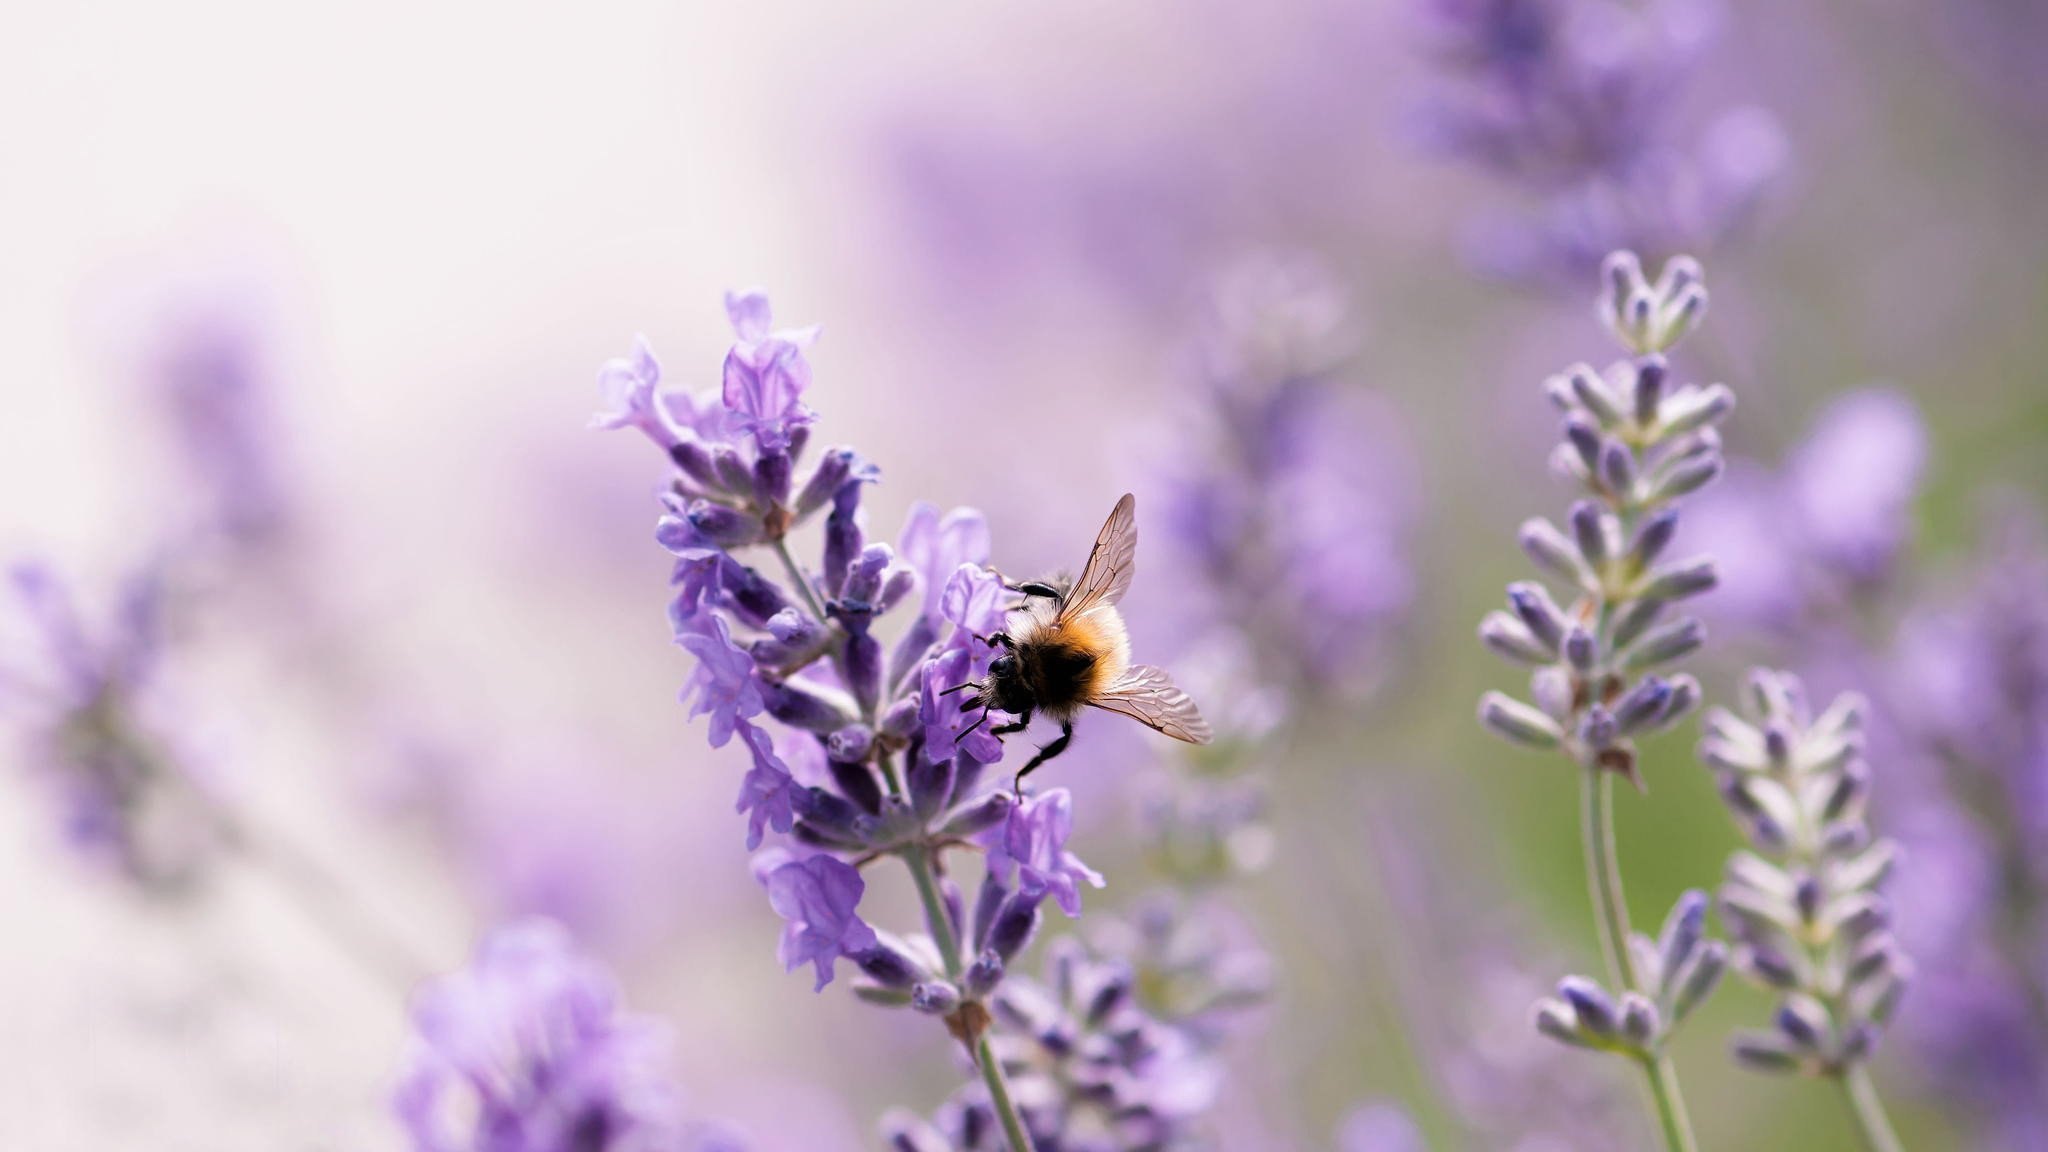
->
(394, 919), (731, 1152)
(0, 559), (216, 887)
(1702, 670), (1911, 1077)
(1477, 251), (1728, 782)
(599, 291), (1130, 1146)
(1412, 0), (1787, 281)
(883, 938), (1220, 1152)
(1158, 256), (1416, 705)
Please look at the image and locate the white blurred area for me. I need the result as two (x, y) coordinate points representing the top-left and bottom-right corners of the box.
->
(0, 2), (1049, 1149)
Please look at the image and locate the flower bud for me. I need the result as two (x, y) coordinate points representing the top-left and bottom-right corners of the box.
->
(1479, 692), (1564, 749)
(910, 981), (961, 1016)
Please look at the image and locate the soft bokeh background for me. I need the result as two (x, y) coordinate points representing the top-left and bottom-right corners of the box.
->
(3, 0), (2043, 1148)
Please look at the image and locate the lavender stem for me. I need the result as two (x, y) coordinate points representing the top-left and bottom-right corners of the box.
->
(903, 840), (1038, 1151)
(976, 1033), (1035, 1152)
(1583, 766), (1698, 1152)
(1841, 1064), (1904, 1152)
(1581, 767), (1632, 990)
(771, 535), (830, 625)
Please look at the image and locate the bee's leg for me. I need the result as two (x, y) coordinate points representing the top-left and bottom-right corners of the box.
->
(990, 706), (1032, 737)
(1011, 580), (1065, 602)
(972, 631), (1016, 651)
(1012, 722), (1073, 799)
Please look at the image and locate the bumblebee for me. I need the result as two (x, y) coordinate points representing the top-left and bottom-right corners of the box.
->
(952, 493), (1212, 787)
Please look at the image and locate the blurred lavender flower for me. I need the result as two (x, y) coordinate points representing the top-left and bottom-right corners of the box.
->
(395, 918), (733, 1152)
(145, 303), (296, 551)
(1088, 892), (1272, 1047)
(0, 558), (219, 888)
(1412, 0), (1787, 282)
(1882, 505), (2048, 1143)
(1686, 389), (1927, 635)
(1704, 670), (1911, 1125)
(1157, 256), (1417, 705)
(875, 3), (1407, 316)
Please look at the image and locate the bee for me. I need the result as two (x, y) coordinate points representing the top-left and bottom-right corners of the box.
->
(949, 493), (1213, 789)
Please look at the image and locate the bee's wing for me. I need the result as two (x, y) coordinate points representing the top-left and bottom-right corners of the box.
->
(1087, 664), (1213, 745)
(1056, 493), (1138, 623)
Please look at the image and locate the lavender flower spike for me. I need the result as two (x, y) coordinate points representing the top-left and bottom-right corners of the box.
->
(598, 292), (1100, 1149)
(1477, 252), (1735, 1152)
(1708, 672), (1912, 1091)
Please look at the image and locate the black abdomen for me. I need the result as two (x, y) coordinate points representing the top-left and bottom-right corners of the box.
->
(1022, 641), (1098, 715)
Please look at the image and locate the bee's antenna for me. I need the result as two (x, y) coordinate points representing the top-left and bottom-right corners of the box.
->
(959, 701), (993, 739)
(939, 680), (981, 698)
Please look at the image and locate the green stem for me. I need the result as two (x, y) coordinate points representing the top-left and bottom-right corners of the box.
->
(1642, 1052), (1698, 1152)
(902, 846), (1037, 1151)
(1581, 766), (1633, 989)
(1840, 1065), (1905, 1152)
(977, 1033), (1035, 1152)
(1581, 766), (1699, 1152)
(771, 536), (830, 624)
(903, 845), (963, 980)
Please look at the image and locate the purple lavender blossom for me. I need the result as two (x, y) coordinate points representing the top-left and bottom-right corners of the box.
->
(981, 788), (1104, 919)
(591, 336), (678, 449)
(678, 615), (765, 750)
(734, 721), (800, 851)
(1412, 0), (1788, 281)
(598, 291), (1116, 1143)
(766, 855), (879, 991)
(899, 505), (994, 620)
(393, 919), (689, 1152)
(720, 290), (818, 456)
